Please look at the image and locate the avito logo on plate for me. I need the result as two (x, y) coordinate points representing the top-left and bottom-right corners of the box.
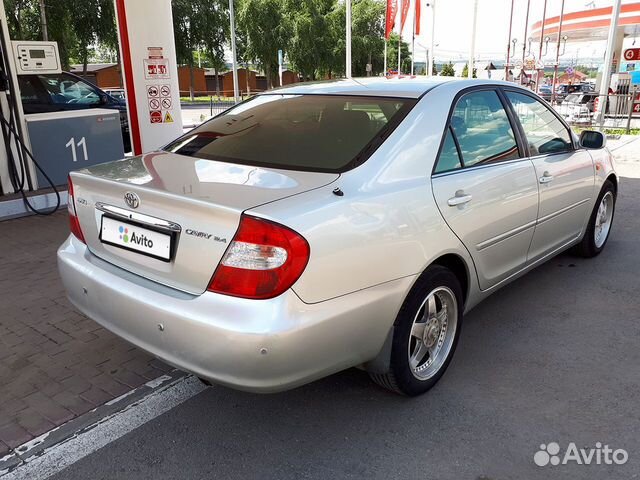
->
(118, 225), (154, 248)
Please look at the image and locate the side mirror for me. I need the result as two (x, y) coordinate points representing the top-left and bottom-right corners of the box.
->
(579, 130), (605, 149)
(99, 93), (109, 105)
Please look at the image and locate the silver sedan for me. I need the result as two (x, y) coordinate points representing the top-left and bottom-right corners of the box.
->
(58, 78), (617, 396)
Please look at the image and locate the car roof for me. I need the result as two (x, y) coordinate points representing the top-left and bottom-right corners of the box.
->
(263, 76), (522, 99)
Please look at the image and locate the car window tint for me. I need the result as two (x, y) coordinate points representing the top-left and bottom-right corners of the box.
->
(505, 91), (573, 156)
(38, 74), (101, 105)
(449, 90), (519, 167)
(434, 128), (462, 173)
(164, 94), (415, 173)
(17, 77), (42, 104)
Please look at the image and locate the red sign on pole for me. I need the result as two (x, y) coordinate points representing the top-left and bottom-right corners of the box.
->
(623, 48), (640, 61)
(400, 0), (410, 33)
(385, 0), (397, 40)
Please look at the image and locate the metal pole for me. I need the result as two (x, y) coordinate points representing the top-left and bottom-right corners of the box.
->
(625, 87), (636, 134)
(384, 40), (387, 75)
(596, 0), (623, 128)
(383, 0), (388, 75)
(522, 0), (531, 64)
(38, 0), (48, 41)
(551, 0), (566, 104)
(346, 0), (352, 78)
(229, 0), (240, 102)
(398, 26), (402, 74)
(428, 1), (435, 76)
(411, 5), (416, 75)
(426, 48), (429, 76)
(536, 0), (548, 92)
(505, 0), (515, 80)
(468, 0), (478, 79)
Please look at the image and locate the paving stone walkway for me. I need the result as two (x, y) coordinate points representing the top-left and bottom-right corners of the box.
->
(0, 211), (171, 457)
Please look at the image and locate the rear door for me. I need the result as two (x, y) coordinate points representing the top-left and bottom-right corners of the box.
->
(503, 90), (594, 262)
(431, 88), (539, 290)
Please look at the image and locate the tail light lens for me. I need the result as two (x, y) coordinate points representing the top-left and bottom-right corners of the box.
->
(67, 175), (86, 243)
(208, 215), (310, 299)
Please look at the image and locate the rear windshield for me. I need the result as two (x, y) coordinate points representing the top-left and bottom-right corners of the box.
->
(164, 94), (416, 173)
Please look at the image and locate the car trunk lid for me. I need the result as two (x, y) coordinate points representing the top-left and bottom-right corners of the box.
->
(71, 151), (338, 294)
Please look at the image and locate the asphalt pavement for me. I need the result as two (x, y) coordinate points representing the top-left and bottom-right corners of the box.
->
(43, 144), (640, 480)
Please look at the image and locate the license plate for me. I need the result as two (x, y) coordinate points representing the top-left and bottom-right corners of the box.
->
(100, 216), (173, 262)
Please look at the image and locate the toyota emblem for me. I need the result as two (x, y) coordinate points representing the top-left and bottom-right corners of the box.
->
(124, 192), (140, 209)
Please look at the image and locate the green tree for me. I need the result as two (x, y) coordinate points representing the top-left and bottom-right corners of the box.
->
(4, 0), (41, 41)
(351, 0), (385, 76)
(237, 0), (291, 89)
(286, 0), (335, 81)
(385, 32), (411, 74)
(195, 0), (229, 96)
(461, 62), (477, 78)
(440, 61), (455, 76)
(172, 0), (201, 99)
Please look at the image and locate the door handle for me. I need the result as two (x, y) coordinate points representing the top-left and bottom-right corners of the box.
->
(539, 172), (554, 184)
(447, 192), (473, 207)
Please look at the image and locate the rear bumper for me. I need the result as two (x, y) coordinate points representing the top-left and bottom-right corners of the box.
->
(57, 235), (412, 392)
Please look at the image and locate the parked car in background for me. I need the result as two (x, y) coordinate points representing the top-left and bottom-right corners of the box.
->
(19, 71), (131, 152)
(560, 92), (599, 123)
(538, 85), (553, 102)
(59, 78), (617, 397)
(104, 88), (126, 101)
(555, 83), (594, 104)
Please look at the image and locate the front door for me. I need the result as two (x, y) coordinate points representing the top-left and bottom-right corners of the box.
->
(504, 91), (595, 262)
(431, 89), (539, 290)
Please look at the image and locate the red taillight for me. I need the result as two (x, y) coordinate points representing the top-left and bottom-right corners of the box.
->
(67, 175), (85, 244)
(208, 215), (310, 299)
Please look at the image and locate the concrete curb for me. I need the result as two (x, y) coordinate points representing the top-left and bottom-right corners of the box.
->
(0, 370), (198, 477)
(0, 191), (67, 221)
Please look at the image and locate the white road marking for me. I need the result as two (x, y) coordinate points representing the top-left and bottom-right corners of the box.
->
(3, 376), (205, 480)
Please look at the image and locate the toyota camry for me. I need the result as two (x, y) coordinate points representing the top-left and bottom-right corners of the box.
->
(58, 77), (617, 396)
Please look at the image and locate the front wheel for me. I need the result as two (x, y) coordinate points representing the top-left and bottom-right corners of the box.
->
(369, 266), (463, 396)
(573, 180), (616, 258)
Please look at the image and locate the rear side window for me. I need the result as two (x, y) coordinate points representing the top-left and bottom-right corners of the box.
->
(505, 91), (573, 155)
(434, 90), (519, 173)
(164, 94), (415, 173)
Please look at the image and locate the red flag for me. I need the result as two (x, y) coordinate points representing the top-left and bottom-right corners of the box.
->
(415, 0), (421, 35)
(385, 0), (398, 40)
(400, 0), (410, 33)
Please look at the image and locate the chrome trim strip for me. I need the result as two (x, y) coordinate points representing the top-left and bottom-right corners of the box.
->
(536, 198), (591, 225)
(475, 198), (591, 252)
(95, 202), (182, 233)
(431, 156), (531, 179)
(476, 221), (537, 252)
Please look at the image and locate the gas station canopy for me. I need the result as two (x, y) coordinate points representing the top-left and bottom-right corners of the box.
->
(531, 2), (640, 41)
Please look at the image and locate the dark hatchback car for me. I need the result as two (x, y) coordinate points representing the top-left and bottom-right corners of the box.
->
(18, 71), (131, 152)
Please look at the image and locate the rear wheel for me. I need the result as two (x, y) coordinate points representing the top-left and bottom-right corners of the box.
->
(370, 266), (463, 396)
(573, 180), (616, 258)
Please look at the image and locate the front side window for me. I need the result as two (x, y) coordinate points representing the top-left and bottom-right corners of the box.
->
(39, 74), (101, 105)
(164, 94), (415, 173)
(436, 90), (519, 172)
(505, 91), (573, 156)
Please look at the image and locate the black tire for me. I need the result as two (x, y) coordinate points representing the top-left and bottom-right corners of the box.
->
(369, 265), (463, 396)
(573, 180), (616, 258)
